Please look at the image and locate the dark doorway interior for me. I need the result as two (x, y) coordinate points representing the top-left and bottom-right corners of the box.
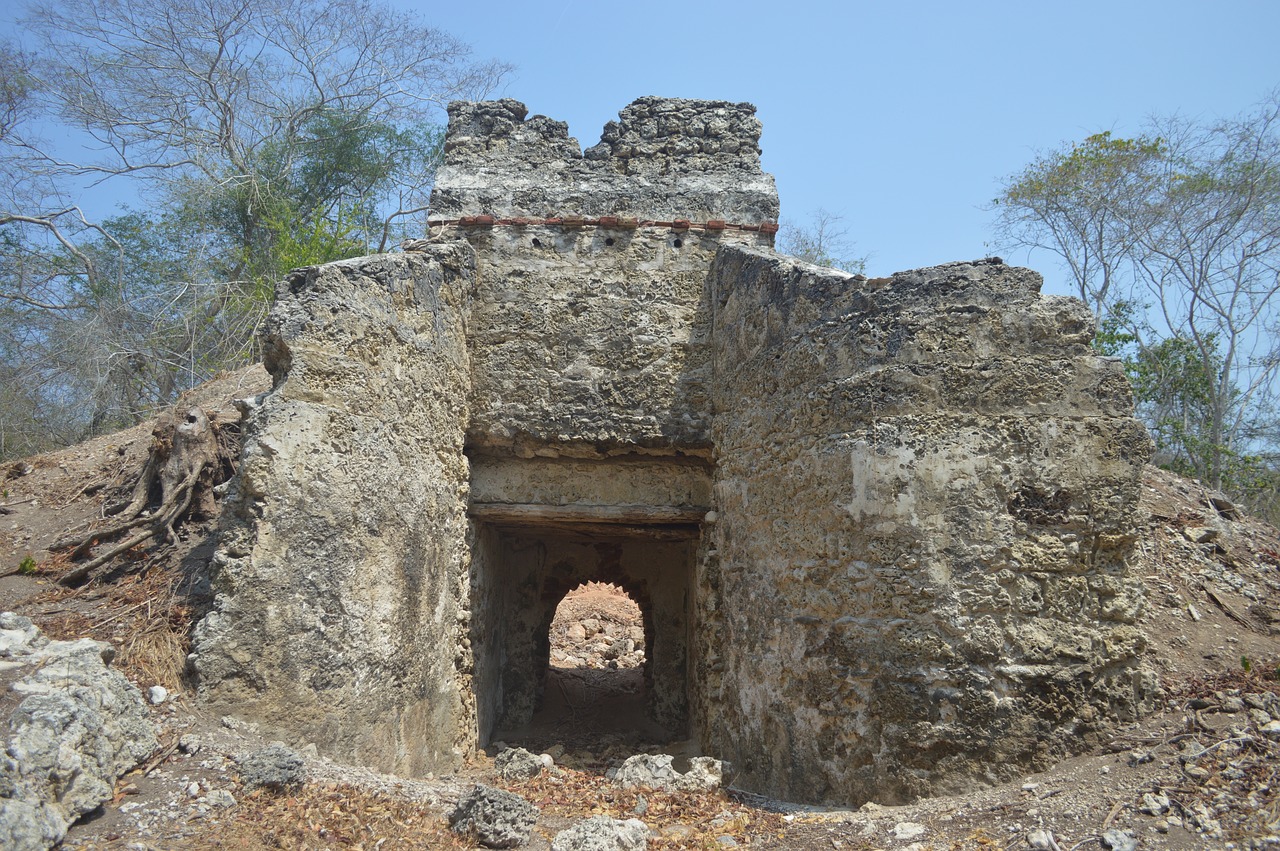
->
(470, 524), (697, 755)
(523, 581), (668, 746)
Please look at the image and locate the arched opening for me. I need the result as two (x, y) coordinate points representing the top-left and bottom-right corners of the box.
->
(535, 582), (655, 741)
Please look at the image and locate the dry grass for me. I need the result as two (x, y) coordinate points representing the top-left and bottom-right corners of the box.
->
(131, 770), (793, 850)
(162, 766), (795, 850)
(174, 783), (471, 850)
(28, 555), (194, 691)
(496, 768), (790, 848)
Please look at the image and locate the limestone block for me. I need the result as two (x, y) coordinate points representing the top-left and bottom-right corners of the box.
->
(449, 784), (539, 849)
(0, 614), (156, 851)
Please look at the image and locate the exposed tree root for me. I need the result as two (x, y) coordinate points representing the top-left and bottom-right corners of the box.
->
(52, 406), (236, 586)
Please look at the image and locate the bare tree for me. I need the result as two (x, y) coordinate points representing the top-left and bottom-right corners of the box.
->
(0, 0), (510, 456)
(993, 91), (1280, 497)
(777, 208), (868, 274)
(1132, 97), (1280, 489)
(0, 41), (37, 144)
(19, 0), (506, 193)
(992, 132), (1164, 314)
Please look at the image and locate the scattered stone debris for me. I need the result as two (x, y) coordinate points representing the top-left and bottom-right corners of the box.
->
(550, 583), (646, 672)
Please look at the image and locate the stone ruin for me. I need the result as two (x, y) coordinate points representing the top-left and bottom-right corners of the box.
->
(190, 97), (1158, 806)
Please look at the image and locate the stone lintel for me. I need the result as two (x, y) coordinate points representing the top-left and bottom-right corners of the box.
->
(468, 502), (707, 526)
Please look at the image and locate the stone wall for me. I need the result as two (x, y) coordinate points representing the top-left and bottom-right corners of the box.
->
(701, 249), (1155, 804)
(192, 97), (1155, 807)
(461, 226), (734, 455)
(434, 98), (777, 456)
(432, 98), (778, 224)
(191, 246), (477, 775)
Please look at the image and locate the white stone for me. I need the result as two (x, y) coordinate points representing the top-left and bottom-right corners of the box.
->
(891, 822), (927, 841)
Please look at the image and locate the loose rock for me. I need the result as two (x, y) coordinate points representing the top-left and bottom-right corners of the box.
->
(1100, 828), (1137, 851)
(891, 822), (927, 841)
(450, 784), (539, 849)
(551, 815), (649, 851)
(236, 743), (306, 790)
(0, 613), (156, 851)
(496, 746), (545, 781)
(1140, 791), (1171, 815)
(612, 754), (723, 791)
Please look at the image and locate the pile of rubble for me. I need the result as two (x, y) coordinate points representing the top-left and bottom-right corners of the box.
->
(548, 583), (645, 672)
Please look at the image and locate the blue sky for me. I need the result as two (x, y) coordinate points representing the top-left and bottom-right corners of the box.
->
(416, 0), (1279, 293)
(4, 1), (1278, 295)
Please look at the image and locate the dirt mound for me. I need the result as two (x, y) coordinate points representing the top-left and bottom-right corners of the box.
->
(0, 365), (269, 689)
(1134, 465), (1280, 680)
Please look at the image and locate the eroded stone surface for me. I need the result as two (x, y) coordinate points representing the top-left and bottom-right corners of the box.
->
(0, 613), (156, 851)
(193, 98), (1154, 808)
(190, 247), (478, 777)
(236, 743), (306, 790)
(449, 784), (539, 849)
(699, 251), (1155, 804)
(434, 97), (777, 223)
(551, 815), (650, 851)
(611, 754), (723, 792)
(495, 747), (544, 782)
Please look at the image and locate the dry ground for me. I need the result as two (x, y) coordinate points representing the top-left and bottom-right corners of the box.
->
(1, 369), (1278, 849)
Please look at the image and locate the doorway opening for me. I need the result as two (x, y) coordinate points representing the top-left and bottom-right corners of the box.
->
(533, 581), (660, 744)
(473, 526), (696, 758)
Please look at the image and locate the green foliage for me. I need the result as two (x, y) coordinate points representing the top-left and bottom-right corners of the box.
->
(1091, 299), (1140, 358)
(0, 111), (446, 454)
(1126, 334), (1274, 502)
(993, 92), (1280, 508)
(237, 110), (444, 277)
(0, 0), (499, 460)
(260, 201), (365, 274)
(1130, 336), (1219, 454)
(994, 132), (1165, 311)
(17, 554), (36, 575)
(1001, 131), (1166, 209)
